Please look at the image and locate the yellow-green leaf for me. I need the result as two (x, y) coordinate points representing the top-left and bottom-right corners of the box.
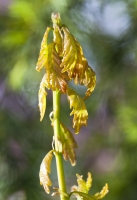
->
(39, 150), (53, 194)
(53, 25), (63, 56)
(44, 42), (69, 93)
(83, 67), (96, 99)
(67, 87), (88, 134)
(75, 172), (92, 194)
(61, 26), (78, 76)
(86, 172), (92, 191)
(36, 27), (51, 72)
(70, 173), (108, 200)
(38, 74), (47, 121)
(93, 184), (109, 199)
(61, 26), (96, 99)
(60, 123), (78, 166)
(38, 42), (69, 121)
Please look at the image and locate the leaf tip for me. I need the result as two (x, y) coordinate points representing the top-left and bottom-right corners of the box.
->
(36, 65), (40, 72)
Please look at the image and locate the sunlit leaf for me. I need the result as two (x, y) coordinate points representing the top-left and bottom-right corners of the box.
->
(82, 67), (96, 99)
(61, 26), (78, 75)
(93, 184), (109, 199)
(86, 172), (92, 191)
(61, 26), (96, 99)
(70, 173), (108, 200)
(70, 173), (94, 200)
(38, 74), (47, 121)
(53, 25), (63, 56)
(67, 87), (88, 134)
(59, 123), (78, 166)
(39, 150), (53, 194)
(43, 42), (69, 93)
(72, 173), (92, 194)
(36, 27), (51, 72)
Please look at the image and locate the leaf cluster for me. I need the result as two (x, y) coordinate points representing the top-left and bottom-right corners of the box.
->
(39, 153), (109, 199)
(70, 173), (108, 200)
(36, 13), (96, 134)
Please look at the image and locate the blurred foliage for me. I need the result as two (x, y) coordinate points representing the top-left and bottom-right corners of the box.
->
(0, 0), (137, 200)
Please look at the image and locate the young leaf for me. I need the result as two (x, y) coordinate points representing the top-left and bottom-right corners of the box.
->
(53, 25), (63, 56)
(61, 26), (96, 99)
(72, 172), (92, 194)
(82, 67), (96, 99)
(36, 27), (51, 72)
(38, 74), (47, 121)
(43, 42), (68, 93)
(93, 184), (109, 199)
(67, 87), (88, 134)
(70, 173), (108, 200)
(59, 123), (78, 166)
(39, 150), (53, 194)
(61, 26), (78, 76)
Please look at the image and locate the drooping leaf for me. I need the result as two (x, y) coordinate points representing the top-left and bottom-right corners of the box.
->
(61, 26), (78, 76)
(38, 74), (47, 121)
(43, 42), (68, 93)
(67, 87), (88, 134)
(38, 42), (69, 121)
(36, 27), (51, 72)
(39, 150), (53, 194)
(82, 67), (96, 99)
(93, 184), (109, 199)
(59, 123), (78, 166)
(61, 26), (96, 99)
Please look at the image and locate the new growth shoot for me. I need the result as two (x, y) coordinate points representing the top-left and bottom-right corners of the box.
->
(36, 12), (108, 200)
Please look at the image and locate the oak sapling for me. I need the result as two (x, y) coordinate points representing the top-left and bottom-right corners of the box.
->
(36, 12), (108, 200)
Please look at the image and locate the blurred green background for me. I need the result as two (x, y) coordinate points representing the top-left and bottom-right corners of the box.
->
(0, 0), (137, 199)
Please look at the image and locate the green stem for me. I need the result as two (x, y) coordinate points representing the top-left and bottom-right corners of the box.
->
(53, 90), (68, 200)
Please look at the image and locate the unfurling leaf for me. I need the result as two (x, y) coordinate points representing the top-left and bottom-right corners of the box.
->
(37, 42), (69, 121)
(53, 25), (63, 56)
(39, 150), (53, 194)
(59, 123), (78, 166)
(67, 87), (88, 134)
(70, 173), (108, 200)
(93, 184), (109, 199)
(36, 27), (51, 72)
(40, 42), (68, 93)
(61, 26), (96, 99)
(71, 172), (92, 194)
(38, 74), (47, 121)
(77, 172), (92, 194)
(44, 42), (69, 93)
